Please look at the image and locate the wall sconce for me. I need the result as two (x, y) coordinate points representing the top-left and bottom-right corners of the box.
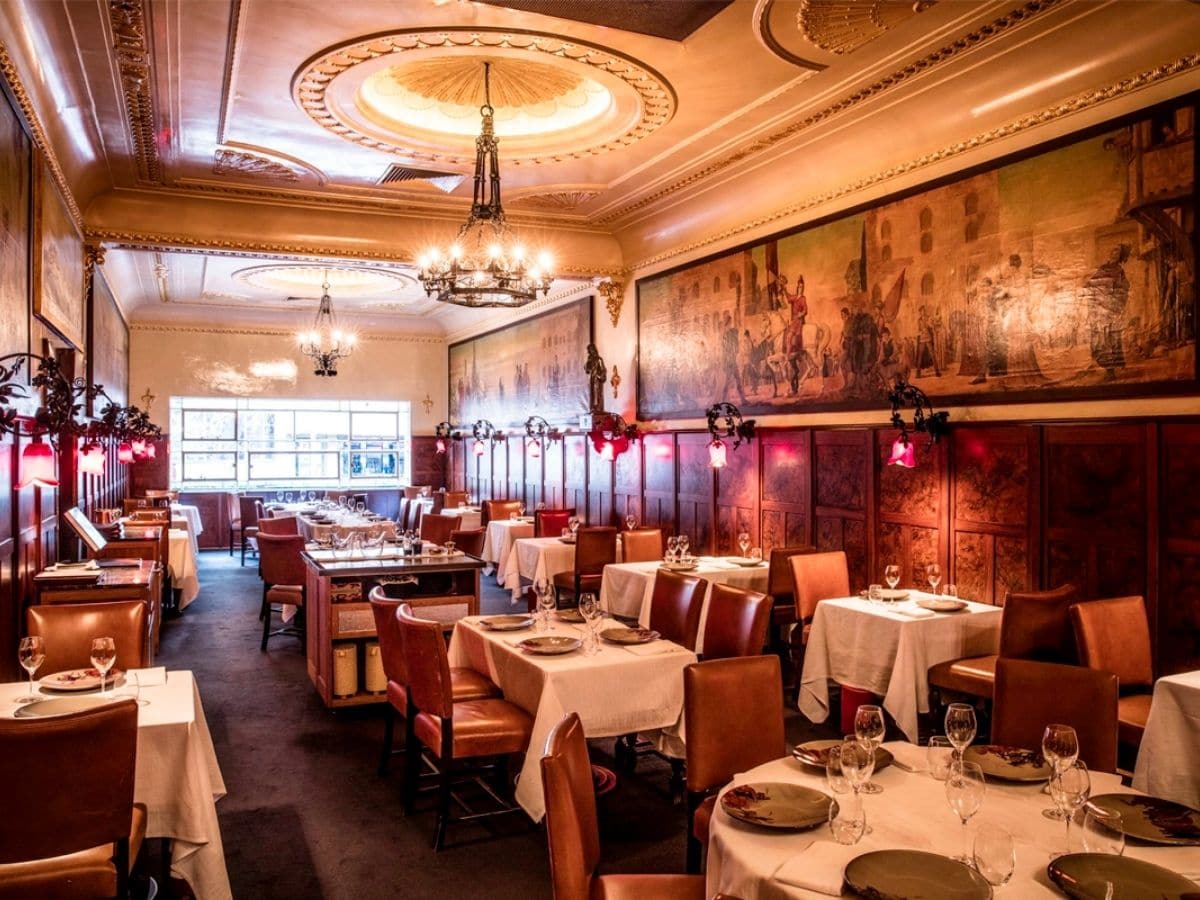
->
(524, 415), (561, 459)
(434, 421), (459, 455)
(117, 442), (134, 465)
(79, 441), (106, 476)
(588, 412), (640, 460)
(887, 375), (950, 468)
(705, 401), (756, 469)
(17, 440), (58, 489)
(471, 419), (502, 457)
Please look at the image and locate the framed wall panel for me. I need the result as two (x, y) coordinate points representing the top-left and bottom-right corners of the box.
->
(813, 429), (870, 588)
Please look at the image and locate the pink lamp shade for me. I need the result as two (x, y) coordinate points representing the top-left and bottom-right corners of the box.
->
(18, 442), (59, 489)
(130, 439), (147, 458)
(472, 439), (485, 457)
(599, 441), (615, 462)
(708, 438), (727, 469)
(435, 437), (447, 455)
(144, 442), (157, 460)
(118, 442), (135, 465)
(888, 434), (916, 468)
(527, 437), (542, 459)
(79, 442), (106, 476)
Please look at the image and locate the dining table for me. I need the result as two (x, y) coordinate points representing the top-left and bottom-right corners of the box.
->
(448, 614), (695, 821)
(0, 669), (232, 900)
(482, 518), (534, 584)
(500, 535), (623, 599)
(170, 503), (204, 554)
(799, 592), (1003, 742)
(1133, 670), (1200, 809)
(169, 527), (201, 608)
(706, 742), (1200, 899)
(295, 511), (397, 543)
(437, 505), (483, 531)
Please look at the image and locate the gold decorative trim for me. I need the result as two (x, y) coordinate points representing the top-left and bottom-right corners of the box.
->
(597, 0), (1062, 224)
(510, 190), (601, 211)
(610, 365), (621, 400)
(630, 50), (1200, 274)
(108, 0), (162, 184)
(291, 28), (676, 167)
(597, 279), (625, 328)
(798, 0), (937, 56)
(129, 323), (445, 344)
(213, 148), (300, 182)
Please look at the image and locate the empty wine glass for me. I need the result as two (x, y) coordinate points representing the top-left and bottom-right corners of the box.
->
(1049, 761), (1091, 856)
(275, 491), (285, 503)
(1081, 807), (1125, 856)
(1042, 724), (1079, 820)
(884, 564), (901, 590)
(973, 824), (1015, 886)
(17, 635), (45, 705)
(944, 583), (958, 600)
(738, 531), (751, 557)
(829, 791), (866, 845)
(945, 760), (986, 863)
(579, 592), (602, 654)
(749, 547), (762, 562)
(826, 743), (852, 796)
(356, 501), (367, 514)
(534, 577), (555, 630)
(927, 563), (942, 594)
(854, 705), (886, 794)
(945, 703), (977, 761)
(625, 514), (637, 531)
(285, 491), (294, 503)
(90, 636), (116, 697)
(665, 535), (680, 563)
(840, 738), (875, 797)
(518, 504), (526, 517)
(927, 736), (954, 781)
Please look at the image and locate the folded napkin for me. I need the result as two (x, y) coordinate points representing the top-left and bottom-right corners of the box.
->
(773, 839), (866, 895)
(887, 741), (928, 774)
(893, 604), (935, 619)
(623, 641), (684, 657)
(125, 666), (167, 686)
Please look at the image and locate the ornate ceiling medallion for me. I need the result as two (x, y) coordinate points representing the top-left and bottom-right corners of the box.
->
(291, 29), (675, 167)
(798, 0), (937, 55)
(234, 263), (415, 298)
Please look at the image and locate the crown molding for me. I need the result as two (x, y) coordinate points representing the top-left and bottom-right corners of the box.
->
(129, 322), (444, 344)
(108, 0), (162, 184)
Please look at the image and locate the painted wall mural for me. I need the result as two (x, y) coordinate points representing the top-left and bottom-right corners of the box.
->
(449, 296), (593, 428)
(637, 100), (1196, 418)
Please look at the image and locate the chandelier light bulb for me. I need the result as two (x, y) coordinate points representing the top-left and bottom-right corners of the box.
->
(513, 245), (526, 261)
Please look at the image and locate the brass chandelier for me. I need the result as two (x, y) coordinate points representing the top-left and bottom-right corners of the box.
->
(416, 62), (553, 309)
(296, 272), (356, 376)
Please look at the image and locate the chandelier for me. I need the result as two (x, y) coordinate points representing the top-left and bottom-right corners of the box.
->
(296, 272), (356, 376)
(416, 62), (553, 309)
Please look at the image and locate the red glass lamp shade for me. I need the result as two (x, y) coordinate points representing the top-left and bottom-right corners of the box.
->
(144, 442), (157, 460)
(130, 439), (147, 458)
(473, 439), (485, 457)
(888, 434), (916, 468)
(435, 437), (447, 455)
(18, 441), (59, 489)
(527, 437), (541, 459)
(118, 442), (135, 465)
(79, 442), (106, 476)
(599, 441), (615, 462)
(708, 438), (727, 469)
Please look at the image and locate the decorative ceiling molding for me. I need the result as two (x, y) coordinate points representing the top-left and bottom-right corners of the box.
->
(798, 0), (938, 56)
(108, 0), (163, 184)
(509, 189), (602, 211)
(753, 0), (828, 71)
(291, 29), (676, 166)
(0, 41), (84, 227)
(213, 148), (300, 182)
(595, 0), (1063, 224)
(129, 323), (444, 344)
(629, 49), (1200, 274)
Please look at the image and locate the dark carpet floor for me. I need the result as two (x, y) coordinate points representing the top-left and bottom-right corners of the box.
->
(156, 552), (838, 899)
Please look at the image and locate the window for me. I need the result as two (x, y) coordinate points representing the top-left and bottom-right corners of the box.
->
(921, 272), (935, 296)
(169, 397), (411, 490)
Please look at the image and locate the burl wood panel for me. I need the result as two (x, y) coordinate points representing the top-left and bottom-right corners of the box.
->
(614, 439), (642, 527)
(814, 430), (869, 588)
(677, 433), (714, 554)
(491, 439), (509, 498)
(715, 438), (758, 554)
(542, 437), (565, 510)
(643, 432), (676, 532)
(876, 431), (944, 589)
(760, 430), (809, 553)
(1159, 424), (1200, 674)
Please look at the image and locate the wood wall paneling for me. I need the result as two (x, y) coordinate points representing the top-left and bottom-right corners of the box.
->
(563, 434), (588, 520)
(1159, 423), (1200, 674)
(676, 433), (715, 554)
(543, 437), (565, 510)
(813, 430), (871, 589)
(759, 429), (811, 554)
(876, 430), (946, 590)
(715, 434), (759, 554)
(642, 432), (676, 533)
(587, 448), (613, 527)
(614, 437), (642, 527)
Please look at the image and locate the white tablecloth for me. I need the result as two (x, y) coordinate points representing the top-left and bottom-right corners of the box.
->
(482, 519), (534, 582)
(448, 616), (696, 821)
(1134, 670), (1200, 808)
(438, 506), (483, 531)
(297, 515), (396, 543)
(501, 536), (624, 597)
(170, 504), (203, 555)
(169, 528), (201, 609)
(599, 558), (769, 653)
(800, 594), (1002, 742)
(706, 746), (1200, 899)
(1, 671), (232, 900)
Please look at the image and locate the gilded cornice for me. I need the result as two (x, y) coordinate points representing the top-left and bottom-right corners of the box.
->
(108, 0), (162, 184)
(629, 50), (1200, 275)
(130, 323), (444, 344)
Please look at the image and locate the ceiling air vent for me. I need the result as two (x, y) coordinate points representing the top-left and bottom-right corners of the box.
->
(377, 164), (464, 194)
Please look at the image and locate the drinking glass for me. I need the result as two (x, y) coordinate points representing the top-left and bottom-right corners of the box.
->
(625, 514), (637, 531)
(338, 495), (347, 508)
(1049, 761), (1091, 857)
(443, 541), (455, 556)
(840, 738), (875, 796)
(829, 791), (866, 845)
(944, 703), (977, 760)
(275, 491), (284, 503)
(90, 636), (116, 697)
(854, 704), (886, 794)
(285, 491), (294, 503)
(116, 670), (150, 707)
(536, 501), (545, 510)
(868, 583), (883, 605)
(517, 504), (526, 517)
(825, 743), (852, 796)
(510, 511), (519, 520)
(1042, 724), (1079, 820)
(678, 534), (690, 558)
(356, 501), (366, 514)
(578, 592), (601, 654)
(973, 824), (1015, 887)
(927, 563), (942, 594)
(944, 583), (958, 600)
(945, 760), (986, 863)
(568, 516), (580, 532)
(749, 547), (762, 562)
(738, 531), (751, 557)
(17, 635), (45, 704)
(927, 736), (954, 781)
(884, 564), (901, 590)
(137, 498), (148, 508)
(533, 577), (555, 630)
(1081, 807), (1125, 856)
(666, 536), (680, 563)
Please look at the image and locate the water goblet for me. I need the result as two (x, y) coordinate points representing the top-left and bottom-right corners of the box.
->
(973, 824), (1015, 887)
(338, 495), (347, 508)
(1042, 724), (1079, 820)
(927, 736), (954, 781)
(625, 514), (637, 532)
(944, 703), (977, 761)
(1049, 761), (1091, 856)
(825, 743), (852, 796)
(665, 535), (680, 563)
(945, 760), (986, 863)
(927, 563), (942, 594)
(1081, 806), (1125, 856)
(884, 564), (901, 590)
(678, 534), (690, 558)
(285, 491), (294, 503)
(17, 635), (45, 705)
(578, 593), (602, 654)
(853, 704), (886, 794)
(510, 511), (519, 520)
(840, 738), (876, 797)
(90, 636), (116, 697)
(518, 504), (526, 517)
(443, 541), (456, 556)
(737, 532), (751, 557)
(356, 501), (367, 514)
(536, 501), (546, 511)
(868, 583), (883, 605)
(533, 577), (555, 630)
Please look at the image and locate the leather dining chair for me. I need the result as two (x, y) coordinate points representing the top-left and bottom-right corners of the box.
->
(404, 485), (431, 501)
(620, 527), (663, 563)
(257, 532), (307, 651)
(226, 491), (241, 556)
(541, 712), (705, 900)
(369, 590), (499, 776)
(1069, 595), (1154, 755)
(121, 498), (153, 516)
(0, 699), (146, 899)
(449, 527), (485, 557)
(481, 499), (521, 527)
(553, 526), (618, 606)
(257, 515), (300, 536)
(648, 569), (706, 651)
(992, 658), (1119, 774)
(700, 583), (772, 661)
(406, 500), (425, 534)
(787, 550), (848, 673)
(534, 508), (574, 538)
(397, 497), (410, 528)
(443, 491), (469, 510)
(684, 656), (785, 873)
(765, 546), (815, 680)
(398, 605), (532, 850)
(419, 513), (457, 546)
(26, 600), (150, 674)
(238, 495), (260, 566)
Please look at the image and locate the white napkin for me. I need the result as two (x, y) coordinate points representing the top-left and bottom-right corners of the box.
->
(773, 839), (864, 895)
(887, 741), (928, 774)
(622, 641), (684, 656)
(126, 666), (167, 686)
(894, 604), (935, 619)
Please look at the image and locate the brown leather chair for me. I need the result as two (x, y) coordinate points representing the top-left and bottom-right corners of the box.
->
(765, 545), (815, 678)
(535, 508), (574, 538)
(26, 600), (150, 674)
(369, 590), (499, 776)
(1070, 596), (1154, 751)
(121, 498), (155, 516)
(419, 513), (457, 546)
(450, 528), (485, 557)
(0, 700), (146, 899)
(126, 507), (169, 524)
(481, 499), (521, 527)
(701, 583), (772, 661)
(404, 485), (431, 501)
(397, 497), (410, 528)
(620, 528), (663, 563)
(443, 491), (469, 510)
(258, 515), (300, 536)
(648, 569), (706, 651)
(684, 656), (785, 873)
(238, 495), (261, 566)
(788, 550), (848, 676)
(992, 658), (1118, 774)
(399, 606), (532, 850)
(406, 500), (425, 533)
(553, 526), (618, 606)
(541, 712), (705, 900)
(226, 491), (241, 556)
(257, 532), (306, 651)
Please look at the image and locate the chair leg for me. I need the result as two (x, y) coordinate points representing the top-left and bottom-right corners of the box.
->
(379, 706), (395, 775)
(260, 589), (272, 651)
(403, 717), (420, 815)
(433, 761), (452, 851)
(115, 836), (130, 899)
(669, 758), (686, 805)
(685, 791), (703, 874)
(241, 533), (247, 566)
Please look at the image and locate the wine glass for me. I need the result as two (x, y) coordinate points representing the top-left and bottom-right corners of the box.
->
(533, 577), (555, 630)
(578, 592), (602, 654)
(1042, 724), (1079, 820)
(829, 791), (866, 846)
(1049, 761), (1090, 857)
(738, 531), (751, 557)
(1081, 807), (1125, 856)
(853, 705), (886, 794)
(518, 504), (526, 517)
(356, 501), (366, 514)
(17, 636), (45, 705)
(285, 491), (294, 503)
(840, 738), (875, 797)
(927, 736), (954, 781)
(338, 495), (347, 508)
(625, 514), (637, 532)
(884, 564), (901, 590)
(945, 760), (986, 863)
(678, 534), (690, 559)
(825, 743), (852, 796)
(973, 824), (1015, 887)
(927, 563), (942, 594)
(90, 636), (116, 697)
(944, 703), (977, 761)
(665, 535), (679, 563)
(275, 491), (284, 503)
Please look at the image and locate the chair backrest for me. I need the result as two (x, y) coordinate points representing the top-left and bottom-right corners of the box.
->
(999, 583), (1080, 662)
(767, 545), (816, 600)
(419, 513), (457, 545)
(127, 508), (169, 525)
(450, 528), (485, 557)
(482, 499), (522, 526)
(403, 485), (431, 500)
(122, 498), (151, 515)
(443, 491), (469, 509)
(368, 588), (406, 686)
(1069, 596), (1153, 688)
(685, 656), (785, 794)
(258, 515), (300, 536)
(574, 526), (617, 577)
(238, 495), (260, 527)
(790, 550), (849, 622)
(649, 569), (706, 650)
(406, 500), (424, 533)
(257, 533), (307, 587)
(0, 699), (138, 864)
(226, 491), (241, 525)
(397, 604), (453, 718)
(26, 600), (149, 674)
(536, 508), (574, 538)
(352, 493), (369, 508)
(397, 497), (409, 526)
(701, 583), (773, 660)
(254, 499), (266, 524)
(540, 712), (601, 900)
(992, 658), (1118, 774)
(620, 528), (663, 563)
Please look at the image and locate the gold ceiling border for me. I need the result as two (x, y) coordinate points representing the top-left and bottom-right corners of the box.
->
(596, 0), (1062, 225)
(129, 323), (445, 344)
(213, 149), (300, 183)
(291, 28), (676, 167)
(629, 50), (1200, 274)
(798, 0), (938, 56)
(108, 0), (162, 184)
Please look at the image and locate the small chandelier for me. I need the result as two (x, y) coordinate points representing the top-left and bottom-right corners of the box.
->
(705, 402), (756, 469)
(887, 375), (950, 468)
(296, 272), (355, 376)
(417, 62), (553, 309)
